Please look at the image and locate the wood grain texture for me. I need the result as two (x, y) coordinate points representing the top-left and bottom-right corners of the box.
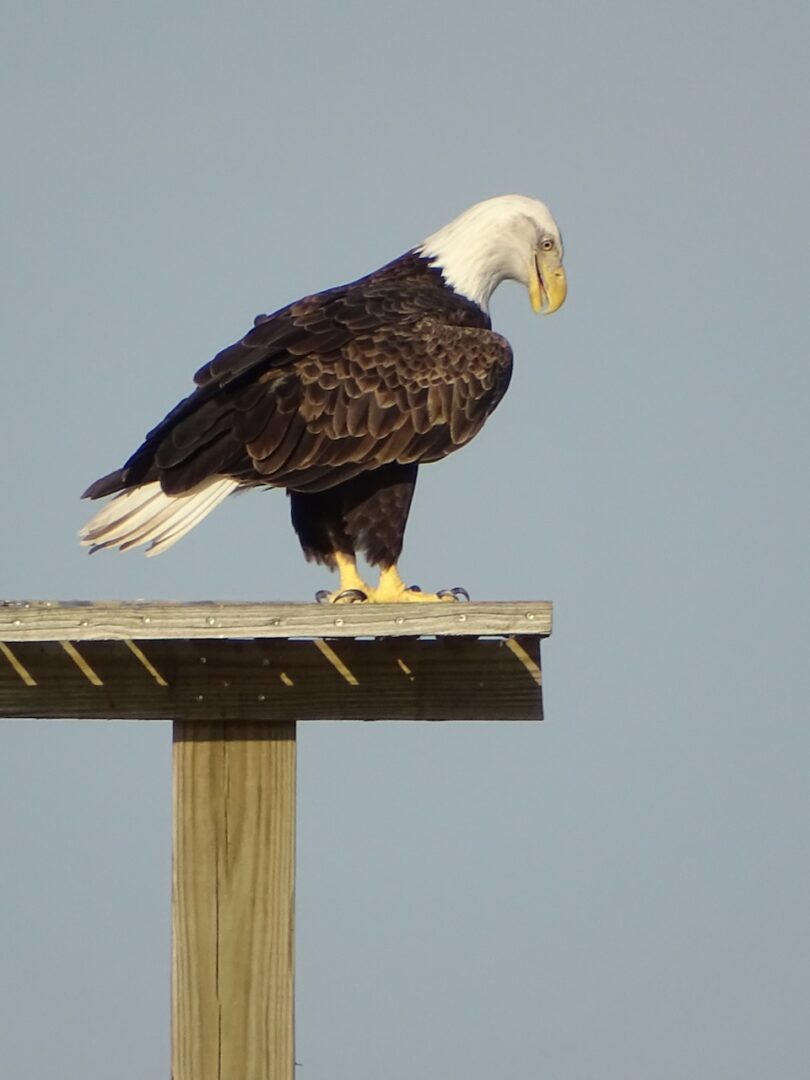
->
(0, 637), (543, 721)
(173, 721), (296, 1080)
(0, 599), (552, 642)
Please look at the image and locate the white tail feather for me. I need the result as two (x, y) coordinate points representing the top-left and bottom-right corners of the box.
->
(79, 477), (240, 555)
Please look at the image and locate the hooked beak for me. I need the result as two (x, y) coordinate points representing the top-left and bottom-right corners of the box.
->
(529, 249), (567, 314)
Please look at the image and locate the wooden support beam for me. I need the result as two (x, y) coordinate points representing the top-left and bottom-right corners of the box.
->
(172, 721), (296, 1080)
(0, 637), (543, 722)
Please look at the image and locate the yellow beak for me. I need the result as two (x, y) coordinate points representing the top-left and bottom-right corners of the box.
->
(529, 249), (567, 314)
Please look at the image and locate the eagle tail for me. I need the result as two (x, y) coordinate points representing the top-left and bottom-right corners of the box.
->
(79, 476), (240, 556)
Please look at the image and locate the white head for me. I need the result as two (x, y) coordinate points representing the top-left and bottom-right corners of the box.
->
(417, 194), (567, 314)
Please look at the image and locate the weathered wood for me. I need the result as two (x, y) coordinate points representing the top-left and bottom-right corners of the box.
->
(0, 599), (552, 641)
(173, 721), (296, 1080)
(0, 636), (543, 721)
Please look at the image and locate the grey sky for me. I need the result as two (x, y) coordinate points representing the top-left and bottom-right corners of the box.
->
(2, 1), (809, 1077)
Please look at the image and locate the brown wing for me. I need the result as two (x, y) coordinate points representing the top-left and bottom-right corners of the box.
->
(243, 320), (513, 493)
(145, 319), (512, 496)
(82, 258), (512, 500)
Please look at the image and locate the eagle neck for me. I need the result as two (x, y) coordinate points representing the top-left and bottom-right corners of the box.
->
(413, 244), (496, 313)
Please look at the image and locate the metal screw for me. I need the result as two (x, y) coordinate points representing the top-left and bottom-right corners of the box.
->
(335, 617), (344, 626)
(257, 694), (266, 702)
(458, 613), (467, 622)
(526, 612), (535, 620)
(206, 617), (216, 626)
(199, 656), (207, 665)
(195, 694), (204, 702)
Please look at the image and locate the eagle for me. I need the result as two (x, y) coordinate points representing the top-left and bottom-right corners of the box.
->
(80, 195), (567, 603)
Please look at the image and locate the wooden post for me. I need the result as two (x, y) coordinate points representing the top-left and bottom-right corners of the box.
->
(172, 721), (296, 1080)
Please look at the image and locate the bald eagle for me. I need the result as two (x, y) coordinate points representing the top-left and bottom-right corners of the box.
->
(80, 195), (567, 602)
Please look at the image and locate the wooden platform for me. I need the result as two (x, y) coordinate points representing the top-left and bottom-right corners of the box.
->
(0, 599), (552, 1079)
(0, 600), (551, 722)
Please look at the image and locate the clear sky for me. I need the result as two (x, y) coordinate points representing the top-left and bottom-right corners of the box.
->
(1, 1), (809, 1077)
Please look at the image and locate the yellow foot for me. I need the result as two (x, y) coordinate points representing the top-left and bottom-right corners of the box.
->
(375, 587), (461, 603)
(369, 565), (470, 603)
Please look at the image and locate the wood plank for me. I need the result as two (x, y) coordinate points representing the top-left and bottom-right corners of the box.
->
(0, 637), (543, 721)
(0, 599), (552, 642)
(172, 721), (296, 1080)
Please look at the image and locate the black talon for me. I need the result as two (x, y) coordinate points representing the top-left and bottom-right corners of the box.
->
(437, 587), (471, 601)
(316, 588), (368, 604)
(334, 588), (368, 603)
(407, 585), (422, 592)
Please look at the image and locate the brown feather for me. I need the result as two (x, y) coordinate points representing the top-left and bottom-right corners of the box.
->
(161, 433), (242, 493)
(252, 413), (308, 475)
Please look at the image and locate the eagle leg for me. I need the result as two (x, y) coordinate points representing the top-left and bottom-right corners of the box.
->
(369, 565), (466, 603)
